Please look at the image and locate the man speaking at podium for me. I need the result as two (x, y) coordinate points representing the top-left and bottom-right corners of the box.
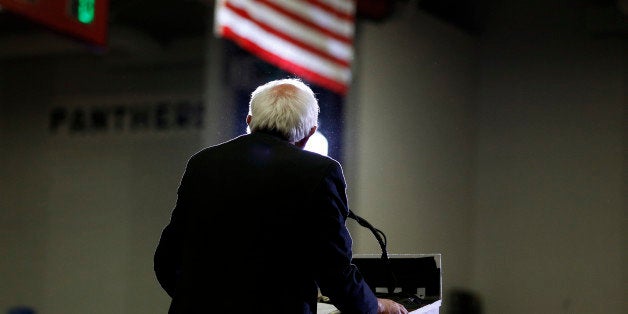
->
(154, 78), (407, 314)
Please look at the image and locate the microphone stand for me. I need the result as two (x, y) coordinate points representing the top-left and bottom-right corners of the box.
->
(348, 210), (397, 295)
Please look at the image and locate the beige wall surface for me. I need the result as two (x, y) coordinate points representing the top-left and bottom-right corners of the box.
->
(472, 2), (627, 313)
(348, 3), (478, 300)
(474, 34), (625, 314)
(1, 55), (206, 314)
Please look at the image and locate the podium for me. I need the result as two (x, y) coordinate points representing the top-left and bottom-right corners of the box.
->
(317, 254), (442, 314)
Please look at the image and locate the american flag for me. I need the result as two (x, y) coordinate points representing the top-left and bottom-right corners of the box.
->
(214, 0), (357, 95)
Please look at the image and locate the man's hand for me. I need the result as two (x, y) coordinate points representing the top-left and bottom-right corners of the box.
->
(377, 298), (409, 314)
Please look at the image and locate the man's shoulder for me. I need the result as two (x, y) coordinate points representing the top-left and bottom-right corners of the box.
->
(191, 134), (247, 155)
(299, 148), (339, 167)
(189, 133), (341, 168)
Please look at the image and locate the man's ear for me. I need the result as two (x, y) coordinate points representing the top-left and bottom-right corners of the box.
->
(295, 126), (317, 149)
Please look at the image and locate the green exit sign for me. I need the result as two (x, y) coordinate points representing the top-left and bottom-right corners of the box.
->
(71, 0), (96, 24)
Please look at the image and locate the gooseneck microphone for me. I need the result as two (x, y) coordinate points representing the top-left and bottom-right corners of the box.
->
(347, 210), (397, 294)
(348, 210), (389, 260)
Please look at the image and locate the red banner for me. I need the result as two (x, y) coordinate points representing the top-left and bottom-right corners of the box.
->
(0, 0), (109, 47)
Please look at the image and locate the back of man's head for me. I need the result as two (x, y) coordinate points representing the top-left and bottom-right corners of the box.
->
(248, 78), (319, 143)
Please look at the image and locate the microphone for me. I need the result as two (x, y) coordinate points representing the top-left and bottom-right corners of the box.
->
(348, 210), (389, 260)
(348, 210), (397, 294)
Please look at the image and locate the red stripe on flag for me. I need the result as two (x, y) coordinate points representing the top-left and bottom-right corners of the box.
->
(257, 0), (353, 44)
(221, 26), (349, 95)
(224, 2), (351, 67)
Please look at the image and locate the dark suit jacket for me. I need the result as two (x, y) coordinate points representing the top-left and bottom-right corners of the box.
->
(154, 131), (378, 314)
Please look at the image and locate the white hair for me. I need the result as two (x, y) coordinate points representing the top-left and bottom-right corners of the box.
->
(247, 78), (319, 143)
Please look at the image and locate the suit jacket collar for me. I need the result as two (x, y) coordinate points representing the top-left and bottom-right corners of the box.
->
(253, 129), (290, 142)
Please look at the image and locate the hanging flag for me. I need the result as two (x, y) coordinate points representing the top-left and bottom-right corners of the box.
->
(214, 0), (356, 95)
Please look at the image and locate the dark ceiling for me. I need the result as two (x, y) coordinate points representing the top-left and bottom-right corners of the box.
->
(0, 0), (211, 44)
(107, 0), (210, 44)
(0, 0), (484, 44)
(0, 0), (626, 52)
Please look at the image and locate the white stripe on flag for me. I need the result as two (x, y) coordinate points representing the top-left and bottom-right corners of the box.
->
(259, 0), (355, 36)
(316, 0), (356, 15)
